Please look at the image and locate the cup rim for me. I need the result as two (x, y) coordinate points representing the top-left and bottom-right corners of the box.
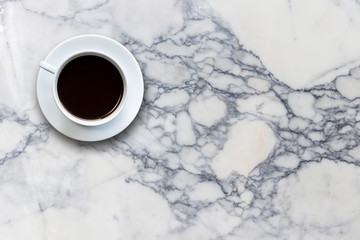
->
(52, 51), (127, 127)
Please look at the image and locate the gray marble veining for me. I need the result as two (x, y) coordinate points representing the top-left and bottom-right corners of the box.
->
(0, 0), (359, 239)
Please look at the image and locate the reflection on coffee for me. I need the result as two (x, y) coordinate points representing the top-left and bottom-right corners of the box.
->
(57, 55), (124, 120)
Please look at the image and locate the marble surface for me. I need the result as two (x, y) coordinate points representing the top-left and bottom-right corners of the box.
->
(0, 0), (360, 239)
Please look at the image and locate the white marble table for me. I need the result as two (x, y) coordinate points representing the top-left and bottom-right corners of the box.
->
(0, 0), (360, 239)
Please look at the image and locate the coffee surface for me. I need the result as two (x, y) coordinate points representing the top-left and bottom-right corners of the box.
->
(57, 55), (123, 120)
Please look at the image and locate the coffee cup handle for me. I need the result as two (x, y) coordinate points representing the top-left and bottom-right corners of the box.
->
(40, 61), (57, 74)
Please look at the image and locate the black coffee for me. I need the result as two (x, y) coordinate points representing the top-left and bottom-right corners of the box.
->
(57, 55), (124, 120)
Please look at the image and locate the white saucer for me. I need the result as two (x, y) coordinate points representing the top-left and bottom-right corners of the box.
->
(37, 34), (144, 141)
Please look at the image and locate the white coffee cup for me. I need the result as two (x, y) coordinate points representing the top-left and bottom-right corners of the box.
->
(40, 51), (127, 127)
